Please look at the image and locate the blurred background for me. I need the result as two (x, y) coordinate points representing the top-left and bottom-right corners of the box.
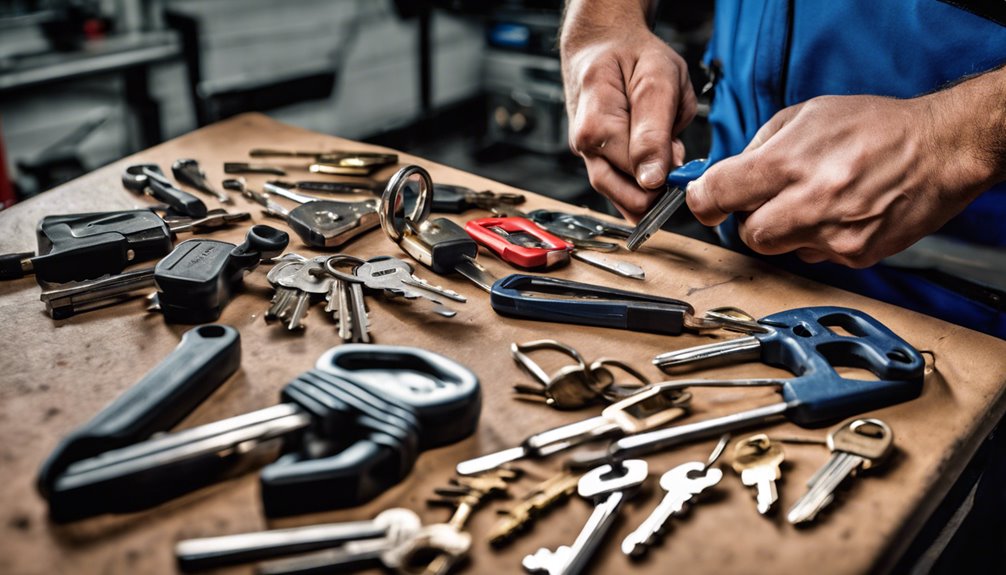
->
(0, 0), (714, 241)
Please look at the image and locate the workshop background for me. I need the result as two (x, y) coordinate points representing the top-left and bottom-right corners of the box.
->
(2, 1), (1005, 573)
(0, 0), (715, 241)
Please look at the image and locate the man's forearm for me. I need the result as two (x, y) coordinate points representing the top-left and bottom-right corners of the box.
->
(560, 0), (656, 50)
(927, 64), (1006, 194)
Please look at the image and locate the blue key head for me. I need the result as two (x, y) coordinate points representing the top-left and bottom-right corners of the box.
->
(755, 307), (925, 426)
(666, 158), (709, 188)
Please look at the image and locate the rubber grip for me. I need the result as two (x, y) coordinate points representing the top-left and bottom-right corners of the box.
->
(36, 324), (241, 497)
(0, 252), (32, 279)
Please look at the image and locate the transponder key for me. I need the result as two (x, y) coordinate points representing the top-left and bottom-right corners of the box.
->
(381, 165), (499, 292)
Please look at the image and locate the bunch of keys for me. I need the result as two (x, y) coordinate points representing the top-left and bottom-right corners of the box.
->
(510, 340), (651, 409)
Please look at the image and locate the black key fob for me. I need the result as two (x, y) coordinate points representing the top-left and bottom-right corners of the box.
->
(33, 210), (173, 284)
(155, 225), (289, 323)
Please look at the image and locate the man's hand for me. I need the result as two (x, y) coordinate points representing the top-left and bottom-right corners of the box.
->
(560, 0), (696, 221)
(687, 69), (1006, 268)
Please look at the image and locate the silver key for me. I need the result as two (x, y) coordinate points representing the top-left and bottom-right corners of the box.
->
(348, 281), (371, 343)
(787, 418), (894, 524)
(259, 523), (470, 575)
(523, 459), (648, 575)
(356, 257), (462, 317)
(732, 434), (785, 515)
(278, 256), (335, 295)
(621, 460), (722, 556)
(266, 258), (309, 325)
(625, 186), (686, 251)
(174, 508), (420, 571)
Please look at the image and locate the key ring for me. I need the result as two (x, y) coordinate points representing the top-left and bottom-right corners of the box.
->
(313, 253), (367, 284)
(381, 165), (434, 243)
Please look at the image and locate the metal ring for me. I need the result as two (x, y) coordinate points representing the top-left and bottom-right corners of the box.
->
(322, 254), (367, 284)
(380, 164), (433, 243)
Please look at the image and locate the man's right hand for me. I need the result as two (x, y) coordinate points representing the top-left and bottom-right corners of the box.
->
(560, 0), (696, 221)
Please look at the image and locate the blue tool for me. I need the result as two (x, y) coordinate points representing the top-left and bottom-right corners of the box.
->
(625, 158), (708, 251)
(490, 274), (721, 334)
(594, 306), (925, 464)
(42, 345), (480, 521)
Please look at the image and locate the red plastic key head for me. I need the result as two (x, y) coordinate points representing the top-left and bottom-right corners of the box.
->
(465, 216), (572, 270)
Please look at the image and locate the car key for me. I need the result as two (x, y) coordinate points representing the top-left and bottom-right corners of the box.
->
(625, 158), (708, 251)
(172, 158), (232, 204)
(620, 440), (726, 556)
(732, 434), (785, 515)
(123, 163), (208, 218)
(787, 418), (894, 524)
(468, 216), (644, 279)
(37, 324), (240, 521)
(153, 224), (289, 323)
(404, 182), (525, 214)
(0, 208), (244, 283)
(40, 225), (289, 320)
(175, 507), (420, 571)
(45, 345), (480, 519)
(465, 216), (572, 270)
(381, 165), (500, 292)
(522, 459), (648, 575)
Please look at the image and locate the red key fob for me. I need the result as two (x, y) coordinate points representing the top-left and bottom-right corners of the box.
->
(465, 216), (572, 269)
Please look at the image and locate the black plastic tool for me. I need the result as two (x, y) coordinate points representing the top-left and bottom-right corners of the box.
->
(155, 224), (289, 323)
(37, 324), (241, 521)
(123, 164), (208, 218)
(39, 346), (480, 520)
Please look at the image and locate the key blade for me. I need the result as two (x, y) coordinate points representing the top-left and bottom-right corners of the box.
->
(570, 251), (645, 280)
(625, 186), (686, 251)
(456, 447), (527, 476)
(652, 336), (762, 371)
(453, 256), (498, 293)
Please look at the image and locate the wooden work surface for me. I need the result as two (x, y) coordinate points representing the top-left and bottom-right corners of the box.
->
(2, 113), (1005, 575)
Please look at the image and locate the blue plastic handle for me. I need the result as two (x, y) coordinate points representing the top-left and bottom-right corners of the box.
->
(755, 307), (925, 426)
(490, 274), (695, 335)
(666, 158), (710, 188)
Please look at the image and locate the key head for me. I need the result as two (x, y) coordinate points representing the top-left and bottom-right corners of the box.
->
(827, 418), (894, 467)
(731, 434), (785, 474)
(277, 256), (334, 295)
(522, 545), (572, 574)
(465, 216), (572, 270)
(404, 217), (479, 275)
(287, 200), (379, 248)
(33, 209), (173, 283)
(659, 461), (723, 495)
(754, 307), (925, 426)
(315, 344), (481, 450)
(381, 523), (472, 570)
(355, 257), (417, 293)
(578, 459), (648, 499)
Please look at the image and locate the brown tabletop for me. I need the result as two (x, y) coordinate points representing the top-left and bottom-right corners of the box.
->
(2, 113), (1005, 575)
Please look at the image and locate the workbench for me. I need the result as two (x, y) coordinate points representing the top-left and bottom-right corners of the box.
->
(2, 113), (1005, 575)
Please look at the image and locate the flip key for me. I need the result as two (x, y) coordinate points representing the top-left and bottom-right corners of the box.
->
(42, 346), (480, 520)
(580, 307), (924, 466)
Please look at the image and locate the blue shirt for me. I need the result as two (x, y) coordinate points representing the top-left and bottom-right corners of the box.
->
(704, 0), (1006, 337)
